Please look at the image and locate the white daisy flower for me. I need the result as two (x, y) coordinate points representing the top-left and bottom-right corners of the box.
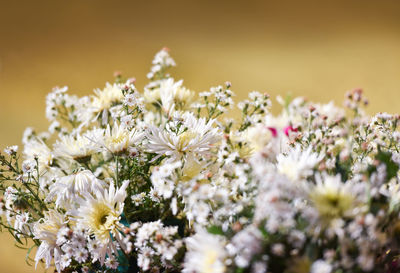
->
(47, 170), (105, 209)
(23, 138), (53, 170)
(183, 229), (227, 273)
(276, 145), (322, 182)
(309, 174), (355, 220)
(146, 112), (221, 161)
(33, 210), (66, 272)
(70, 180), (129, 264)
(144, 78), (195, 113)
(92, 82), (124, 113)
(102, 123), (144, 154)
(158, 78), (195, 113)
(53, 134), (97, 162)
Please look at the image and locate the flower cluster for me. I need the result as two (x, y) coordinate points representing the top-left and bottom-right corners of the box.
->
(1, 49), (400, 273)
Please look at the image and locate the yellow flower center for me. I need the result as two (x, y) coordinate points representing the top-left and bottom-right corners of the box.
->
(310, 187), (354, 220)
(88, 202), (119, 242)
(111, 133), (127, 144)
(203, 250), (220, 273)
(177, 130), (197, 152)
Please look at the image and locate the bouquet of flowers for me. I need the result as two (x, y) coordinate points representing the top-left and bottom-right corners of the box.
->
(1, 49), (400, 273)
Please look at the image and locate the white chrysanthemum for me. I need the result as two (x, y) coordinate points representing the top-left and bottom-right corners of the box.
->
(146, 112), (221, 161)
(33, 210), (66, 272)
(53, 134), (97, 162)
(144, 78), (195, 113)
(232, 124), (275, 158)
(159, 78), (195, 112)
(103, 123), (144, 154)
(92, 83), (124, 113)
(183, 229), (227, 273)
(71, 180), (129, 264)
(243, 125), (274, 154)
(143, 84), (161, 105)
(309, 174), (355, 220)
(23, 138), (53, 170)
(47, 170), (105, 208)
(276, 145), (322, 181)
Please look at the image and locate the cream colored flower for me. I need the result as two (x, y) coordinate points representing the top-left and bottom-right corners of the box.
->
(277, 145), (322, 182)
(71, 180), (129, 264)
(146, 112), (221, 161)
(309, 175), (355, 220)
(144, 78), (195, 113)
(232, 124), (274, 158)
(183, 229), (227, 273)
(103, 123), (144, 154)
(53, 134), (96, 162)
(47, 170), (105, 208)
(23, 138), (53, 170)
(34, 210), (66, 272)
(92, 83), (124, 112)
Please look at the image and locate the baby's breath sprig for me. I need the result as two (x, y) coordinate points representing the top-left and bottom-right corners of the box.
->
(237, 91), (271, 131)
(197, 82), (234, 121)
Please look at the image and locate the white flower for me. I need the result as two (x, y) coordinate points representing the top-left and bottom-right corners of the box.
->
(137, 247), (153, 270)
(103, 123), (144, 154)
(147, 48), (176, 79)
(47, 170), (105, 208)
(152, 48), (176, 68)
(310, 260), (332, 273)
(133, 220), (181, 270)
(276, 145), (322, 181)
(92, 82), (124, 113)
(124, 92), (141, 107)
(70, 180), (129, 264)
(105, 256), (119, 269)
(23, 137), (53, 170)
(233, 124), (274, 157)
(314, 101), (345, 124)
(45, 86), (69, 121)
(146, 112), (221, 161)
(4, 145), (18, 155)
(53, 134), (97, 162)
(144, 78), (195, 113)
(14, 211), (31, 237)
(309, 174), (355, 220)
(150, 161), (181, 198)
(183, 229), (227, 273)
(229, 226), (263, 268)
(33, 210), (66, 272)
(74, 248), (88, 263)
(159, 78), (195, 113)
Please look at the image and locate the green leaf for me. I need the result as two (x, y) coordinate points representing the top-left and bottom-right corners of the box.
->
(207, 225), (224, 235)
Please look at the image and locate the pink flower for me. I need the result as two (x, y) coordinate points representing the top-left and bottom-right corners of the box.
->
(284, 126), (297, 137)
(267, 127), (278, 138)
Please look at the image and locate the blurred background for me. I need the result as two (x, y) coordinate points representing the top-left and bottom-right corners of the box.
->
(0, 0), (400, 272)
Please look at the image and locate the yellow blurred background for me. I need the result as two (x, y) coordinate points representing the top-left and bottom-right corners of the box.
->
(0, 0), (400, 272)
